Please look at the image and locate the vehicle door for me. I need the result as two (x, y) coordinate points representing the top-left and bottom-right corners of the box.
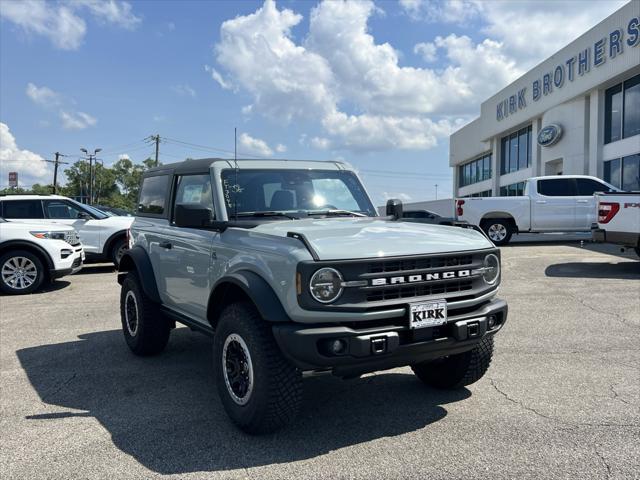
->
(160, 173), (217, 320)
(574, 178), (616, 229)
(42, 199), (101, 253)
(531, 178), (577, 231)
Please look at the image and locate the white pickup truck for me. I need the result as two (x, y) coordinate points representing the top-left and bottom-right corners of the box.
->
(592, 192), (640, 258)
(456, 175), (618, 245)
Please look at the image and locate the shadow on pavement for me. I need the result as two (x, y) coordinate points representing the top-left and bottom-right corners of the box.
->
(545, 261), (639, 279)
(76, 264), (116, 275)
(17, 328), (468, 475)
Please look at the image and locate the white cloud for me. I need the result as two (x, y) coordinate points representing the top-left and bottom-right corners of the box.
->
(171, 84), (196, 97)
(0, 122), (49, 186)
(399, 0), (481, 23)
(275, 143), (287, 153)
(238, 132), (274, 157)
(310, 137), (331, 150)
(213, 0), (479, 151)
(205, 65), (233, 90)
(413, 42), (437, 62)
(60, 110), (97, 130)
(26, 82), (61, 107)
(26, 82), (97, 130)
(0, 0), (141, 50)
(382, 191), (412, 202)
(76, 0), (141, 30)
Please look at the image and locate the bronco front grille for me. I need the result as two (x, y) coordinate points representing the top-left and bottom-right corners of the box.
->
(365, 278), (474, 302)
(366, 255), (473, 274)
(297, 250), (497, 310)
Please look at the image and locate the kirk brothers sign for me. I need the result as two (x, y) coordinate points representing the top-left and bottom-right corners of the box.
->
(496, 14), (639, 122)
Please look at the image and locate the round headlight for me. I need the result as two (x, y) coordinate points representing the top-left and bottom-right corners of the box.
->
(483, 254), (500, 285)
(309, 268), (343, 303)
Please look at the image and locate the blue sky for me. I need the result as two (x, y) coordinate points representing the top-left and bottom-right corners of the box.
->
(0, 0), (627, 204)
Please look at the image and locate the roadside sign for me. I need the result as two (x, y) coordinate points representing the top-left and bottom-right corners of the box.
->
(8, 172), (18, 187)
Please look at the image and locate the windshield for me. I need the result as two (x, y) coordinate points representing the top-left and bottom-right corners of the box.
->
(221, 169), (376, 218)
(68, 199), (109, 219)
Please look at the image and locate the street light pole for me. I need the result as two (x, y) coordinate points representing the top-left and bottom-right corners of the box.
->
(81, 148), (101, 204)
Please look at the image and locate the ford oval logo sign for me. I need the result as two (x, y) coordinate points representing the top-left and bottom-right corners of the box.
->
(537, 124), (562, 147)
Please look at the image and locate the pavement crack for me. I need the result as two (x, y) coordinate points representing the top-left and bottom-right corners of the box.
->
(594, 446), (612, 479)
(564, 292), (636, 328)
(489, 379), (639, 429)
(489, 378), (557, 422)
(43, 373), (77, 402)
(609, 383), (632, 406)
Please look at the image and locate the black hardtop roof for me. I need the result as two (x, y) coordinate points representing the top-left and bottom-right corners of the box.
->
(143, 158), (347, 177)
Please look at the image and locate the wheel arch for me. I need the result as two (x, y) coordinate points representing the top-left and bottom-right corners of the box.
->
(103, 230), (127, 257)
(207, 271), (290, 331)
(116, 245), (161, 303)
(0, 240), (55, 274)
(480, 213), (518, 233)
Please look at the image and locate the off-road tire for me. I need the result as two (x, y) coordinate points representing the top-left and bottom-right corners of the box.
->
(120, 272), (170, 355)
(481, 219), (512, 246)
(111, 238), (128, 268)
(214, 302), (302, 434)
(0, 250), (45, 295)
(412, 336), (494, 389)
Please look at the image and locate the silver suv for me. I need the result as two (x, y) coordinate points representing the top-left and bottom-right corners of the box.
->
(117, 158), (508, 433)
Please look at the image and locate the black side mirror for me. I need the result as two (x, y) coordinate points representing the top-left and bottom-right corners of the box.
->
(78, 212), (92, 220)
(386, 199), (403, 221)
(174, 204), (214, 228)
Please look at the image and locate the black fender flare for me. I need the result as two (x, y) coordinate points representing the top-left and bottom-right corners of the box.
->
(102, 230), (127, 257)
(0, 240), (55, 270)
(116, 245), (161, 303)
(208, 271), (290, 326)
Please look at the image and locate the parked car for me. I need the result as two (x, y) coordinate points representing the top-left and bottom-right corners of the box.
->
(402, 209), (461, 226)
(0, 195), (133, 266)
(456, 175), (618, 245)
(118, 158), (508, 433)
(0, 217), (83, 294)
(94, 205), (134, 217)
(592, 191), (640, 258)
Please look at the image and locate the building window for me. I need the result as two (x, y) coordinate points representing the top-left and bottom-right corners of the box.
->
(458, 153), (492, 187)
(470, 190), (492, 197)
(500, 125), (532, 174)
(605, 74), (640, 144)
(499, 181), (526, 196)
(604, 153), (640, 190)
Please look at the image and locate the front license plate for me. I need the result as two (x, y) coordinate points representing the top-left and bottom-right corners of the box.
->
(409, 300), (447, 329)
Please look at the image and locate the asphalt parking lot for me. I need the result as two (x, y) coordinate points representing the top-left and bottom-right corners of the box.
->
(1, 240), (639, 479)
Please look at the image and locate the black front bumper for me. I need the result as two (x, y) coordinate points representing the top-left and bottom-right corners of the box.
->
(273, 298), (507, 377)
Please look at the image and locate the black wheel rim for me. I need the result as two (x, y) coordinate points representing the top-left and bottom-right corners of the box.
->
(124, 290), (139, 336)
(222, 334), (254, 405)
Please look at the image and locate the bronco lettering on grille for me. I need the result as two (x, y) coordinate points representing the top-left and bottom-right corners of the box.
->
(370, 269), (471, 286)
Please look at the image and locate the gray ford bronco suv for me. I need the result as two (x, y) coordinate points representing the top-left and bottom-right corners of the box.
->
(117, 158), (507, 433)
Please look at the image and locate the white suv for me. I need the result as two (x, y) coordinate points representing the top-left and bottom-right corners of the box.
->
(0, 195), (133, 266)
(0, 217), (84, 294)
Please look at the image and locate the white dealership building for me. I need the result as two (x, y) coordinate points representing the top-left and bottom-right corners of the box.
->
(450, 1), (640, 198)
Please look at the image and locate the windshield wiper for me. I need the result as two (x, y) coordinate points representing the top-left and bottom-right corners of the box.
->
(235, 211), (300, 220)
(306, 209), (367, 217)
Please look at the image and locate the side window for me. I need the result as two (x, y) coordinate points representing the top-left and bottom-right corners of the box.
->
(44, 200), (85, 219)
(576, 179), (611, 196)
(537, 179), (575, 197)
(2, 200), (44, 219)
(138, 175), (169, 215)
(172, 174), (214, 216)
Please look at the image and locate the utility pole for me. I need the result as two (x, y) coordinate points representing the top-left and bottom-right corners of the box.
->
(435, 183), (439, 200)
(152, 134), (160, 167)
(43, 152), (69, 194)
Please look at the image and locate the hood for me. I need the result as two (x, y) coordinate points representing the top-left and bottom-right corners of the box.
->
(98, 215), (135, 228)
(250, 217), (493, 260)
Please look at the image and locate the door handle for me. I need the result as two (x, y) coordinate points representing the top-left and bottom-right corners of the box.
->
(536, 200), (547, 204)
(159, 241), (172, 249)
